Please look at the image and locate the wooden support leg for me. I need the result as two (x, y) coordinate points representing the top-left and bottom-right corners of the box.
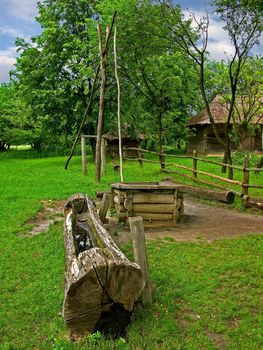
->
(129, 216), (152, 305)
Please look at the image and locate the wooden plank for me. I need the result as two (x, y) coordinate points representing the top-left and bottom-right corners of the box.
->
(111, 182), (181, 190)
(129, 216), (152, 305)
(113, 194), (125, 205)
(98, 193), (111, 224)
(172, 190), (177, 221)
(132, 203), (174, 214)
(134, 212), (173, 221)
(132, 193), (174, 204)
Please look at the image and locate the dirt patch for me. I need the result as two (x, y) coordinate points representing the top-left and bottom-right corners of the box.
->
(206, 331), (229, 349)
(25, 199), (65, 235)
(106, 198), (263, 245)
(21, 196), (263, 241)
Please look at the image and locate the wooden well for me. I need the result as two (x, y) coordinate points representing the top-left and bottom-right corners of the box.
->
(111, 182), (184, 222)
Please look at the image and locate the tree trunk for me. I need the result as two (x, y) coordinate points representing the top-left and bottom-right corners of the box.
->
(62, 193), (144, 339)
(95, 26), (109, 183)
(221, 131), (233, 179)
(157, 111), (165, 169)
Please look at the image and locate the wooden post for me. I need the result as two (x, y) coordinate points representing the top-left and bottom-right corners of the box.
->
(81, 135), (87, 176)
(98, 192), (111, 224)
(193, 150), (197, 178)
(101, 137), (106, 177)
(129, 216), (152, 305)
(114, 27), (124, 182)
(242, 156), (250, 196)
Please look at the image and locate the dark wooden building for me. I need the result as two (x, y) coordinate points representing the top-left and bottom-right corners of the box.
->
(103, 130), (144, 158)
(187, 96), (263, 155)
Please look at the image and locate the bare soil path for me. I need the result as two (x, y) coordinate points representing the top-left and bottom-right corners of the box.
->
(25, 197), (263, 243)
(107, 198), (263, 245)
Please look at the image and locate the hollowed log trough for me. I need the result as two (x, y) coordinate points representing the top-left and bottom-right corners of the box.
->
(62, 193), (144, 338)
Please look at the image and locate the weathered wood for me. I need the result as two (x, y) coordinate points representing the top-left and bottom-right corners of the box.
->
(132, 193), (174, 204)
(133, 203), (174, 214)
(111, 182), (181, 191)
(114, 27), (124, 182)
(129, 216), (152, 305)
(161, 169), (242, 196)
(161, 180), (235, 204)
(195, 156), (243, 171)
(98, 193), (111, 224)
(242, 156), (250, 196)
(135, 212), (173, 221)
(81, 135), (87, 176)
(63, 193), (144, 338)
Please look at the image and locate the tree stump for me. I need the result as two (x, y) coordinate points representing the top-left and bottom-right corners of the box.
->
(62, 193), (144, 339)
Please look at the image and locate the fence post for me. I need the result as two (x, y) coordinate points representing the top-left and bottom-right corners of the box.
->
(81, 135), (87, 176)
(193, 150), (197, 178)
(129, 216), (152, 305)
(159, 148), (165, 169)
(242, 156), (250, 196)
(101, 137), (106, 177)
(98, 192), (111, 224)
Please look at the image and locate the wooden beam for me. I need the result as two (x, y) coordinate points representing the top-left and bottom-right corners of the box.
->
(98, 193), (111, 224)
(129, 216), (152, 305)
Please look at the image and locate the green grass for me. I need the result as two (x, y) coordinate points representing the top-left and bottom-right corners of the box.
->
(0, 152), (262, 349)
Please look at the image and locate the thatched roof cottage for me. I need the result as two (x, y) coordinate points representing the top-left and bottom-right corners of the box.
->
(187, 95), (263, 154)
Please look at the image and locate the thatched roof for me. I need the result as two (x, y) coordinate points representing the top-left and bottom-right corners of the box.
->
(103, 128), (145, 141)
(188, 95), (263, 126)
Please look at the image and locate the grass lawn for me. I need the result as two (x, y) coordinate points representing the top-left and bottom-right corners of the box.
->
(0, 151), (262, 350)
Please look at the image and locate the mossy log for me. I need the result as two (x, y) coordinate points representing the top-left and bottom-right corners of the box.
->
(62, 193), (144, 338)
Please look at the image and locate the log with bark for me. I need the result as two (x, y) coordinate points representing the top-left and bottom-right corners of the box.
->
(62, 193), (144, 339)
(160, 180), (235, 204)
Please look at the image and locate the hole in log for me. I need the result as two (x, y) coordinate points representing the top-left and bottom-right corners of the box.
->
(74, 221), (95, 254)
(94, 303), (131, 338)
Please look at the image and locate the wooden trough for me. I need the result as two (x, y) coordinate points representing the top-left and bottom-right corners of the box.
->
(62, 193), (144, 338)
(111, 182), (184, 222)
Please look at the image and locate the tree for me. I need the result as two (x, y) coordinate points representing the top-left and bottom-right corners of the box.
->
(13, 0), (99, 151)
(160, 0), (262, 177)
(0, 82), (32, 150)
(231, 56), (263, 151)
(98, 0), (199, 166)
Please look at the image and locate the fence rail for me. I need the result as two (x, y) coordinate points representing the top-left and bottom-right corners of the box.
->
(124, 147), (263, 197)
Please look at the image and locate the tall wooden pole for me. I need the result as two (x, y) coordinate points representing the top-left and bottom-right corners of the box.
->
(95, 25), (108, 183)
(101, 137), (106, 177)
(95, 12), (117, 183)
(81, 135), (87, 176)
(114, 27), (124, 182)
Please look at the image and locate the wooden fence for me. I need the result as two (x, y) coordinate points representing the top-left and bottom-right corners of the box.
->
(124, 147), (263, 197)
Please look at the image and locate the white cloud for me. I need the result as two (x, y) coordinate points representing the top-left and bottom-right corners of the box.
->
(182, 9), (234, 60)
(0, 26), (22, 38)
(0, 47), (17, 82)
(2, 0), (39, 22)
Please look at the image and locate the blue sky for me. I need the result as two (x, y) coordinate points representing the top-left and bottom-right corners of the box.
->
(0, 0), (261, 83)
